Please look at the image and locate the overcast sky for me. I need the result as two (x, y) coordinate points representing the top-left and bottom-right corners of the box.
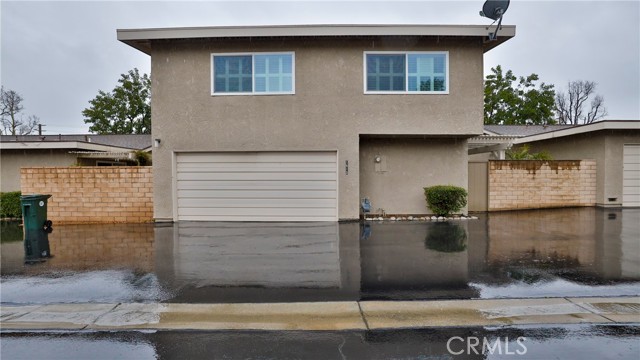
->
(2, 0), (639, 134)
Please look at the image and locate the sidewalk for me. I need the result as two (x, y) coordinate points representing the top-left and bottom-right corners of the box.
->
(2, 297), (639, 331)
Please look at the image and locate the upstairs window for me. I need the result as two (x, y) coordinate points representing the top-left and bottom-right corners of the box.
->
(364, 52), (448, 94)
(212, 52), (294, 95)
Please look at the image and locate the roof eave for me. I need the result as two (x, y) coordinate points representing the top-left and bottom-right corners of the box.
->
(514, 121), (640, 144)
(0, 141), (135, 152)
(117, 24), (516, 55)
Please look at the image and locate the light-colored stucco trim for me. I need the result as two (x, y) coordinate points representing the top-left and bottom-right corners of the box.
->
(514, 121), (640, 144)
(117, 24), (516, 54)
(117, 24), (516, 40)
(0, 141), (133, 153)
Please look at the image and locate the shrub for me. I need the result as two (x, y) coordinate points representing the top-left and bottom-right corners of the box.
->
(425, 222), (467, 253)
(0, 191), (22, 218)
(424, 185), (467, 217)
(133, 150), (152, 166)
(506, 144), (553, 160)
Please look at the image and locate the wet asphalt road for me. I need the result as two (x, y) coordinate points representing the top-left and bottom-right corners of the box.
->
(2, 324), (639, 360)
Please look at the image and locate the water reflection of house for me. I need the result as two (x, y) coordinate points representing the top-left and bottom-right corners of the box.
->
(359, 222), (479, 299)
(0, 223), (155, 275)
(482, 208), (640, 282)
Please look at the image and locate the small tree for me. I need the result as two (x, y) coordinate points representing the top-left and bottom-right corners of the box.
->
(83, 68), (151, 134)
(1, 86), (40, 135)
(424, 185), (468, 217)
(484, 66), (556, 125)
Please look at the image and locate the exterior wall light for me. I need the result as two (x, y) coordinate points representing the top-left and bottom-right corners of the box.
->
(154, 139), (161, 148)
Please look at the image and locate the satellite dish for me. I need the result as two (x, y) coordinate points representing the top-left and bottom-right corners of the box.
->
(479, 0), (510, 41)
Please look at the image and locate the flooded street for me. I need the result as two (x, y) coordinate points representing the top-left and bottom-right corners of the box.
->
(1, 208), (639, 304)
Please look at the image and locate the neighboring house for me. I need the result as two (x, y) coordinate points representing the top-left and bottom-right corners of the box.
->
(468, 124), (574, 161)
(516, 121), (640, 208)
(118, 24), (516, 222)
(467, 121), (640, 209)
(0, 134), (151, 192)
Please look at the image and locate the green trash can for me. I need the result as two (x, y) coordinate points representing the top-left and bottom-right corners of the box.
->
(21, 194), (53, 263)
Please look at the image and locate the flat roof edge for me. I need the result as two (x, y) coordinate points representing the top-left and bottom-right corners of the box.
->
(117, 24), (516, 41)
(514, 121), (640, 143)
(0, 141), (135, 152)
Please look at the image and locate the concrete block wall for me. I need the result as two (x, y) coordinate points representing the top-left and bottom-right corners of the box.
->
(488, 160), (596, 211)
(20, 167), (153, 224)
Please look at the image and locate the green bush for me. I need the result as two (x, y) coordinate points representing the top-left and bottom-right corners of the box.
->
(0, 191), (22, 218)
(425, 222), (467, 253)
(506, 144), (553, 160)
(133, 150), (152, 166)
(424, 185), (468, 217)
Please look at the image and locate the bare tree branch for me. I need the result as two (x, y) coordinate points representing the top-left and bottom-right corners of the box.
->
(586, 95), (607, 123)
(1, 87), (41, 135)
(18, 115), (40, 135)
(555, 80), (607, 125)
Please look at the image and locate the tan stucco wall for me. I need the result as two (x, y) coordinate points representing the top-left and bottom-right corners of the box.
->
(359, 138), (468, 215)
(525, 130), (640, 207)
(1, 150), (78, 192)
(150, 37), (485, 220)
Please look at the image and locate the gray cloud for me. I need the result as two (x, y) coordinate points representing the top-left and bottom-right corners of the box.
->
(2, 1), (638, 134)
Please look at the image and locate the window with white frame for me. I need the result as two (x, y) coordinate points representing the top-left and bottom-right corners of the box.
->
(364, 52), (448, 94)
(212, 52), (294, 95)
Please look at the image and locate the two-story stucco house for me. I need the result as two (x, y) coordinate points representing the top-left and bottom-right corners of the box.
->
(117, 24), (515, 222)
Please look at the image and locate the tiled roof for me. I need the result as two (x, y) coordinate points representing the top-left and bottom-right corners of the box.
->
(0, 134), (151, 150)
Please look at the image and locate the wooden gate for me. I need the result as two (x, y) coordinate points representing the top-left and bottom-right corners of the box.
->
(468, 162), (488, 212)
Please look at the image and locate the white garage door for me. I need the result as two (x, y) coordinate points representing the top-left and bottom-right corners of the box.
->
(623, 144), (640, 207)
(175, 152), (338, 221)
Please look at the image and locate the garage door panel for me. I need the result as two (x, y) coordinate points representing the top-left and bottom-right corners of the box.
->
(623, 171), (640, 181)
(177, 180), (337, 191)
(178, 163), (336, 172)
(178, 189), (336, 199)
(623, 145), (640, 155)
(623, 193), (640, 205)
(178, 198), (337, 208)
(623, 145), (640, 207)
(623, 163), (640, 171)
(177, 172), (336, 181)
(178, 207), (336, 217)
(178, 152), (336, 163)
(175, 151), (338, 221)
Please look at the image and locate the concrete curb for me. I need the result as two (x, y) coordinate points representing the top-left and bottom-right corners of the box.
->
(1, 297), (639, 332)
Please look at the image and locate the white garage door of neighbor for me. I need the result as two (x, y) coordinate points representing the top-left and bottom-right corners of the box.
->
(623, 144), (640, 207)
(175, 152), (338, 221)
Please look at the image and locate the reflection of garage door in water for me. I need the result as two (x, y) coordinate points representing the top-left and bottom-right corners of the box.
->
(623, 144), (640, 207)
(175, 152), (338, 221)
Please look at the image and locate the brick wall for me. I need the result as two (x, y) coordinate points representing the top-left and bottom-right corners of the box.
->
(488, 160), (596, 211)
(21, 167), (153, 224)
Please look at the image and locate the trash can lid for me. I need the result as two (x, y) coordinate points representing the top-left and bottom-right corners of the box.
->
(20, 194), (52, 200)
